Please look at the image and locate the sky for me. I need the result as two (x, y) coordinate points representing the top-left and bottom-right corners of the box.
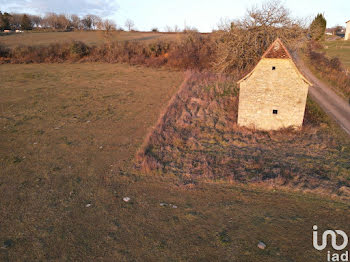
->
(1, 0), (349, 32)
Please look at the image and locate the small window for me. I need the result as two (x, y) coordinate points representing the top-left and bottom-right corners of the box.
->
(272, 66), (276, 70)
(273, 109), (278, 114)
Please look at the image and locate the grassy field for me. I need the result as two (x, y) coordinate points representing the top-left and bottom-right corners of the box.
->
(0, 31), (180, 48)
(0, 64), (349, 261)
(138, 74), (350, 195)
(323, 40), (350, 69)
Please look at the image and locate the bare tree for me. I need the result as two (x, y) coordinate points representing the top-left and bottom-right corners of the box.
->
(86, 14), (102, 30)
(183, 25), (198, 33)
(216, 17), (232, 31)
(164, 25), (180, 32)
(30, 15), (42, 28)
(173, 25), (180, 32)
(214, 0), (307, 73)
(164, 25), (173, 32)
(69, 14), (81, 30)
(82, 15), (93, 30)
(57, 14), (70, 30)
(43, 13), (59, 29)
(241, 0), (292, 28)
(102, 19), (116, 32)
(10, 13), (22, 29)
(41, 13), (71, 30)
(125, 19), (135, 31)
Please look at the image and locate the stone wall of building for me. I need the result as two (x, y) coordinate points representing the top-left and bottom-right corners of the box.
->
(345, 21), (350, 40)
(237, 58), (309, 130)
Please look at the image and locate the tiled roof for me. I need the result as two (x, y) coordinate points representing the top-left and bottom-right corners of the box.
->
(262, 38), (291, 59)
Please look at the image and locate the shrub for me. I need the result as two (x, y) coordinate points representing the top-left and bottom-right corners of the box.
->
(2, 34), (215, 71)
(168, 32), (217, 70)
(70, 41), (90, 58)
(309, 13), (327, 41)
(0, 43), (9, 57)
(305, 41), (350, 98)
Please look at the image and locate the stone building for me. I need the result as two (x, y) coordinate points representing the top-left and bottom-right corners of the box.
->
(237, 38), (311, 130)
(345, 20), (350, 40)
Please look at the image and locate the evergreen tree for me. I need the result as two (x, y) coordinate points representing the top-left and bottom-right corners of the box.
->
(21, 14), (32, 30)
(0, 12), (12, 30)
(309, 13), (327, 41)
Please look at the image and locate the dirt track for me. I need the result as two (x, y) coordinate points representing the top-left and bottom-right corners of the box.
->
(293, 53), (350, 136)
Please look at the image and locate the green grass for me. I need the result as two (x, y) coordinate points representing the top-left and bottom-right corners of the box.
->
(0, 64), (349, 261)
(300, 49), (350, 99)
(0, 31), (181, 48)
(322, 40), (350, 69)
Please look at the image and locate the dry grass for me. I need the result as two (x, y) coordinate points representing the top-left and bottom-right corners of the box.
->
(137, 72), (350, 197)
(0, 64), (349, 261)
(0, 31), (181, 48)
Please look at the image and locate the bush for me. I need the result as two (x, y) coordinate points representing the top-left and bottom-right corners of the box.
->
(2, 35), (218, 70)
(0, 43), (9, 57)
(168, 32), (217, 70)
(305, 41), (350, 98)
(70, 41), (90, 58)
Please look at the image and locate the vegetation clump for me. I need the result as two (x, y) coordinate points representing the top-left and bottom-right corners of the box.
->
(214, 0), (307, 74)
(20, 14), (32, 30)
(304, 41), (350, 98)
(309, 13), (327, 41)
(70, 41), (90, 58)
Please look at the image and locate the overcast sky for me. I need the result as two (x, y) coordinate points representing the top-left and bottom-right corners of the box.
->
(1, 0), (349, 32)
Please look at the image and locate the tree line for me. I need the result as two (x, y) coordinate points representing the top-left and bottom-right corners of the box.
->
(0, 11), (124, 32)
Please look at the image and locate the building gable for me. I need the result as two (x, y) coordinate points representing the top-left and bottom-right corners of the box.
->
(238, 38), (311, 85)
(237, 38), (311, 130)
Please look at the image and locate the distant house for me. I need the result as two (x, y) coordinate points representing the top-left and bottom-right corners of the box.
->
(325, 27), (345, 38)
(325, 28), (334, 35)
(345, 20), (350, 40)
(237, 38), (311, 130)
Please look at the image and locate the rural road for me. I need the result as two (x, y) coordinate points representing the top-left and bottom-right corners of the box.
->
(293, 53), (350, 136)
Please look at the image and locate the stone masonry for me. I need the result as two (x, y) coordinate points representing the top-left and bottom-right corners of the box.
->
(237, 38), (311, 130)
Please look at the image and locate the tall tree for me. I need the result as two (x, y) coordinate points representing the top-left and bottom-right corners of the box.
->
(102, 19), (116, 32)
(0, 12), (12, 30)
(30, 15), (42, 28)
(88, 15), (102, 29)
(309, 13), (327, 41)
(21, 14), (33, 30)
(69, 14), (81, 30)
(82, 15), (92, 30)
(43, 13), (59, 29)
(125, 19), (135, 31)
(214, 0), (306, 73)
(57, 14), (70, 30)
(10, 13), (22, 29)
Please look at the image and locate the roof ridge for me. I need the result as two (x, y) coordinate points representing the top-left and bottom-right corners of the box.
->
(261, 38), (292, 59)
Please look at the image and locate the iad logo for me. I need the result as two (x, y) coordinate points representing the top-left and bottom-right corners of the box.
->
(313, 225), (349, 261)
